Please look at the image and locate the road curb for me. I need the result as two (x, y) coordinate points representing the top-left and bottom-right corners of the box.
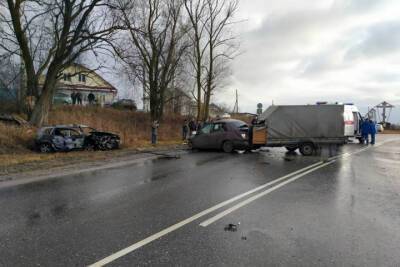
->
(0, 149), (188, 189)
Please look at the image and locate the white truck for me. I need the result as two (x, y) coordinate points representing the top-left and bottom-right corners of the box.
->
(251, 104), (363, 156)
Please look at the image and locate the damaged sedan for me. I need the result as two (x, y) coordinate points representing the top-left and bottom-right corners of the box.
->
(35, 125), (120, 153)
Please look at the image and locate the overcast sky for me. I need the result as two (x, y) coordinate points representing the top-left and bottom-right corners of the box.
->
(213, 0), (400, 122)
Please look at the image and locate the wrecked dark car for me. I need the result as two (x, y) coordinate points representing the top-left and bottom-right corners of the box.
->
(189, 119), (249, 153)
(35, 125), (120, 153)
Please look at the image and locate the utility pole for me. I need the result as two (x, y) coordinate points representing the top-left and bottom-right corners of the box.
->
(232, 89), (239, 114)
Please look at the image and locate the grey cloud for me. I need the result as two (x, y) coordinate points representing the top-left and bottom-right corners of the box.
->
(224, 1), (400, 122)
(345, 21), (400, 60)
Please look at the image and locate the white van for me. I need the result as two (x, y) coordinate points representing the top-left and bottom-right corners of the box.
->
(343, 104), (363, 140)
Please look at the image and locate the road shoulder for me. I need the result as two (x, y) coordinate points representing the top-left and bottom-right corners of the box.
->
(0, 145), (188, 188)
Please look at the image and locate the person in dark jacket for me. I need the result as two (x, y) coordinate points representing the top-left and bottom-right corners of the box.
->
(251, 116), (258, 126)
(182, 119), (189, 141)
(188, 119), (197, 135)
(151, 120), (159, 145)
(71, 91), (77, 105)
(361, 119), (370, 144)
(369, 119), (376, 145)
(76, 92), (82, 105)
(88, 93), (95, 105)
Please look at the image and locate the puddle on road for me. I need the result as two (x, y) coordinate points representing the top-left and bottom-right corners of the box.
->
(196, 154), (227, 166)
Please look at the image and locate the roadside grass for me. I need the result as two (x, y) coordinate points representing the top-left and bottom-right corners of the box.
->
(382, 129), (400, 134)
(0, 106), (184, 171)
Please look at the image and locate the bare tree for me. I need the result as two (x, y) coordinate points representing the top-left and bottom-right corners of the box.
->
(183, 0), (238, 121)
(114, 0), (190, 122)
(202, 0), (238, 120)
(183, 0), (207, 121)
(0, 55), (20, 107)
(1, 0), (119, 126)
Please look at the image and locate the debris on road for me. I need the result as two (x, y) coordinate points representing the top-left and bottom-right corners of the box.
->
(283, 156), (294, 162)
(148, 151), (181, 159)
(224, 223), (238, 232)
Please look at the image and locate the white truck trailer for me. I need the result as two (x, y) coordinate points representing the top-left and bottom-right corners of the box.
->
(251, 104), (362, 155)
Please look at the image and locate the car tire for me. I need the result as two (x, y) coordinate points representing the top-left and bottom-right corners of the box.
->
(39, 143), (53, 153)
(285, 145), (298, 152)
(85, 143), (96, 151)
(222, 141), (234, 153)
(299, 143), (315, 156)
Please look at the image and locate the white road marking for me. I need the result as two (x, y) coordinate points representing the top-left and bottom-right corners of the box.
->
(199, 161), (334, 227)
(199, 141), (391, 227)
(88, 162), (326, 266)
(88, 140), (396, 266)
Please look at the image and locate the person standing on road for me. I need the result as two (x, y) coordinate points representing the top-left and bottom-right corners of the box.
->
(369, 119), (377, 145)
(361, 119), (370, 145)
(188, 119), (196, 136)
(182, 119), (189, 141)
(251, 116), (258, 126)
(151, 120), (159, 145)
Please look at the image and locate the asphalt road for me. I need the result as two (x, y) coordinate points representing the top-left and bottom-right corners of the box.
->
(1, 135), (400, 266)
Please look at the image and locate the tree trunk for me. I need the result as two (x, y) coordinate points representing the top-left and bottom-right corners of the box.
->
(196, 45), (202, 121)
(29, 72), (58, 127)
(203, 41), (213, 121)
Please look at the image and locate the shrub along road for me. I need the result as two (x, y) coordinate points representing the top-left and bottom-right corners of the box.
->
(0, 135), (399, 266)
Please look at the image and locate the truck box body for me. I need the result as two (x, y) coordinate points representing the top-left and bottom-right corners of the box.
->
(258, 105), (347, 144)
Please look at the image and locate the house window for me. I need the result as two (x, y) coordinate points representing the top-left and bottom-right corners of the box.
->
(79, 74), (86, 83)
(63, 73), (71, 82)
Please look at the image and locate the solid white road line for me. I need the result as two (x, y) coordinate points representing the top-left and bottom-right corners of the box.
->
(88, 161), (326, 266)
(199, 141), (391, 227)
(89, 140), (395, 266)
(199, 161), (334, 227)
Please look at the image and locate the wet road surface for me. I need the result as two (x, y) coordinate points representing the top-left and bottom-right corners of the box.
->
(0, 135), (399, 266)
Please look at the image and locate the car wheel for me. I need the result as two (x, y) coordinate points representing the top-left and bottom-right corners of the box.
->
(299, 143), (315, 156)
(285, 145), (298, 152)
(85, 143), (95, 151)
(39, 143), (53, 153)
(222, 141), (234, 153)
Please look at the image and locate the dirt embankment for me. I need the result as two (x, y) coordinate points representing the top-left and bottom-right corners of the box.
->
(0, 106), (184, 173)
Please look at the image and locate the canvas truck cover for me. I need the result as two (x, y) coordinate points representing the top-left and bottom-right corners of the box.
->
(259, 105), (345, 140)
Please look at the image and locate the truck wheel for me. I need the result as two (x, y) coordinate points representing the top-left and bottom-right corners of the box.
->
(299, 143), (315, 156)
(222, 141), (234, 153)
(285, 145), (298, 152)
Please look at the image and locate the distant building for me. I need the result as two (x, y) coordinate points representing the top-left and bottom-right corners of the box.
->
(143, 89), (227, 119)
(40, 64), (117, 106)
(143, 89), (197, 117)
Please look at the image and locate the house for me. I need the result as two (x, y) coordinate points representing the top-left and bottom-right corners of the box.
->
(40, 64), (117, 106)
(143, 88), (227, 119)
(143, 89), (197, 117)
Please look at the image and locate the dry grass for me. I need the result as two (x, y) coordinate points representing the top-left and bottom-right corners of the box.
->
(382, 129), (400, 134)
(0, 106), (185, 168)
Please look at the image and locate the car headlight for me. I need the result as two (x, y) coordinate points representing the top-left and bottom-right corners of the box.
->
(241, 133), (247, 139)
